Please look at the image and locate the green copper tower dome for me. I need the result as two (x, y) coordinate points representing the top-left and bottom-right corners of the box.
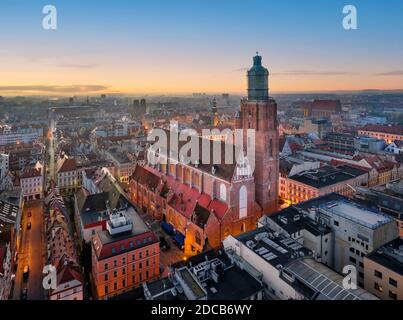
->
(247, 53), (269, 101)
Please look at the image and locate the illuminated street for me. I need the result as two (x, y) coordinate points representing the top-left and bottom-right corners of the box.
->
(13, 201), (45, 300)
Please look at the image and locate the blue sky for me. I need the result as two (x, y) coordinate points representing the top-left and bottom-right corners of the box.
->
(0, 0), (402, 94)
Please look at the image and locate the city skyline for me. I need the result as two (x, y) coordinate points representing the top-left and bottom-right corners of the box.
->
(1, 0), (403, 95)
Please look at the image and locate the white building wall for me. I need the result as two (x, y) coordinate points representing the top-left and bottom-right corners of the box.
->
(223, 236), (304, 300)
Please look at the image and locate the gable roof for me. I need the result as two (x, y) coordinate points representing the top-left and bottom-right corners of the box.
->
(132, 165), (160, 190)
(150, 129), (240, 182)
(58, 158), (77, 173)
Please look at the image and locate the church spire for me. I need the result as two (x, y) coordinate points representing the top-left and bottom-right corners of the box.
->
(247, 53), (269, 101)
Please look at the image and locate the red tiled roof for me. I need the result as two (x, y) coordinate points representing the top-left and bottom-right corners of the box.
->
(133, 166), (229, 222)
(58, 158), (77, 173)
(20, 167), (41, 179)
(57, 264), (82, 284)
(330, 159), (371, 172)
(207, 199), (228, 220)
(359, 124), (403, 136)
(312, 99), (341, 111)
(132, 165), (160, 190)
(96, 231), (158, 260)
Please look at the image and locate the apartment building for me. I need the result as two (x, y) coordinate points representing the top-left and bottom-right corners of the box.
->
(364, 238), (403, 300)
(91, 210), (160, 299)
(286, 165), (368, 204)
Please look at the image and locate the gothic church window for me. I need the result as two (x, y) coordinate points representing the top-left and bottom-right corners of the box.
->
(239, 185), (247, 219)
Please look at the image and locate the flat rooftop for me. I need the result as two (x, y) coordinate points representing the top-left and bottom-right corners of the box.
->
(290, 165), (366, 189)
(267, 206), (332, 237)
(366, 238), (403, 276)
(319, 199), (394, 229)
(237, 226), (312, 269)
(284, 259), (378, 300)
(98, 207), (150, 245)
(203, 266), (263, 300)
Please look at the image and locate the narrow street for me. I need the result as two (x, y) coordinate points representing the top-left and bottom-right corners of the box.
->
(13, 201), (46, 300)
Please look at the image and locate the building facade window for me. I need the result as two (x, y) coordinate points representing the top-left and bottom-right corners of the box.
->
(220, 183), (226, 201)
(239, 186), (247, 219)
(374, 270), (383, 279)
(374, 282), (383, 293)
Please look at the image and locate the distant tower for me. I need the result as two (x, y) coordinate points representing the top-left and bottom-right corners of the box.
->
(236, 53), (279, 214)
(212, 97), (219, 126)
(130, 99), (146, 121)
(140, 99), (147, 115)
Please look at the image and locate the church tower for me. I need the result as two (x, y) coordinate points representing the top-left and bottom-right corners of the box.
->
(236, 53), (279, 214)
(212, 97), (219, 126)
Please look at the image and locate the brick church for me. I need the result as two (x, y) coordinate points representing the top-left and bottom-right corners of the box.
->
(129, 54), (279, 257)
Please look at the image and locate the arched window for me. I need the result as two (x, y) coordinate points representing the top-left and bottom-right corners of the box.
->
(269, 138), (273, 158)
(239, 186), (247, 219)
(241, 222), (246, 233)
(193, 172), (200, 189)
(220, 183), (226, 201)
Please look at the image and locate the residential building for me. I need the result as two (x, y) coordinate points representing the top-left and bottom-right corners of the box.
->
(74, 170), (131, 243)
(298, 194), (398, 285)
(279, 157), (320, 206)
(354, 136), (387, 154)
(358, 124), (403, 143)
(385, 140), (403, 154)
(0, 153), (9, 180)
(0, 187), (23, 281)
(19, 162), (44, 201)
(91, 209), (160, 299)
(0, 124), (43, 146)
(106, 149), (134, 184)
(49, 258), (84, 300)
(56, 156), (78, 194)
(44, 184), (83, 300)
(355, 180), (403, 237)
(324, 132), (355, 154)
(286, 165), (368, 204)
(364, 238), (403, 300)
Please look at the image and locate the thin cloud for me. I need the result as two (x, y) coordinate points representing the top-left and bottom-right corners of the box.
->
(232, 67), (248, 72)
(272, 70), (358, 76)
(375, 70), (403, 76)
(59, 63), (99, 69)
(0, 85), (109, 94)
(232, 68), (358, 76)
